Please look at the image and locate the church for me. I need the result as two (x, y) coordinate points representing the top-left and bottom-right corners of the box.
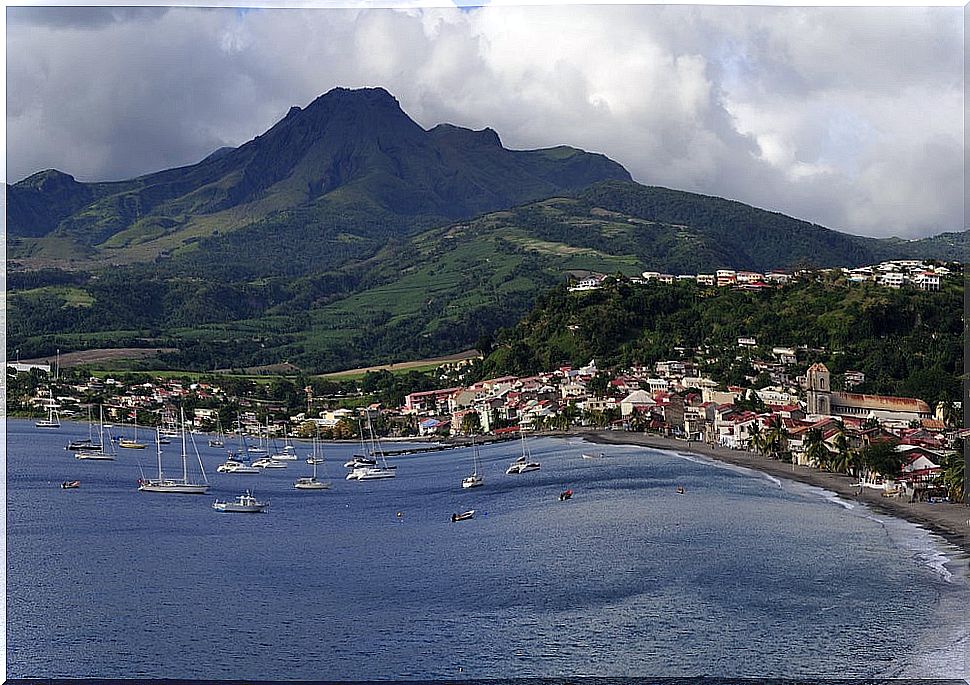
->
(804, 363), (932, 423)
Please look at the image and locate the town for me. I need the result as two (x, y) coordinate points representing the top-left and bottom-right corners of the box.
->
(10, 254), (965, 507)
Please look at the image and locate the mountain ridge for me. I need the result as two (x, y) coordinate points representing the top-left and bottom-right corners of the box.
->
(7, 86), (632, 263)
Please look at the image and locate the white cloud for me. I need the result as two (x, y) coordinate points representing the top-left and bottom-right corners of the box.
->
(5, 4), (963, 238)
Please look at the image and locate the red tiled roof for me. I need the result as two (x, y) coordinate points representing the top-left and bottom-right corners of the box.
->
(834, 392), (931, 413)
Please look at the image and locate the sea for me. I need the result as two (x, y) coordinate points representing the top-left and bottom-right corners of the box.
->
(5, 419), (969, 680)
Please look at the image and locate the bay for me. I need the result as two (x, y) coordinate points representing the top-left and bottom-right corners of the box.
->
(5, 419), (968, 679)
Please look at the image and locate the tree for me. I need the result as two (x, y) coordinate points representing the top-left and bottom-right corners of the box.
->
(829, 423), (853, 475)
(748, 422), (767, 456)
(861, 439), (904, 480)
(764, 416), (789, 460)
(460, 411), (482, 436)
(936, 451), (965, 503)
(803, 428), (830, 470)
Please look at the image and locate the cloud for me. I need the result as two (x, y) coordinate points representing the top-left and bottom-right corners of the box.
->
(5, 4), (963, 238)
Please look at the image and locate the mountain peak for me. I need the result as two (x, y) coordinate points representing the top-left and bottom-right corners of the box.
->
(15, 168), (78, 190)
(307, 86), (401, 111)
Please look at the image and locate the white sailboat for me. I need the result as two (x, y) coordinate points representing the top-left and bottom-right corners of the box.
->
(216, 420), (259, 473)
(75, 406), (116, 461)
(35, 390), (61, 429)
(506, 427), (540, 474)
(295, 436), (332, 490)
(461, 438), (484, 489)
(138, 408), (209, 494)
(346, 415), (396, 481)
(208, 421), (226, 448)
(270, 430), (298, 460)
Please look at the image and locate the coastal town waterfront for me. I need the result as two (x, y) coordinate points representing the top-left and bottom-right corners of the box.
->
(6, 418), (969, 679)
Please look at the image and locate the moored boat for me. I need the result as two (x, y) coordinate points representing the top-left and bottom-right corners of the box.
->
(451, 510), (475, 522)
(212, 490), (267, 513)
(61, 480), (81, 489)
(252, 458), (287, 469)
(138, 411), (209, 494)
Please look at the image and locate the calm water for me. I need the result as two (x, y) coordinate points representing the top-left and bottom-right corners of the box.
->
(6, 419), (969, 679)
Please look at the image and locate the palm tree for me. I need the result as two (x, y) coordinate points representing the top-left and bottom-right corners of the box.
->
(804, 428), (830, 470)
(831, 423), (852, 474)
(748, 423), (766, 456)
(937, 451), (965, 503)
(764, 416), (789, 460)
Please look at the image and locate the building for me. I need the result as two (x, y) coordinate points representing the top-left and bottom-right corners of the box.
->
(804, 363), (931, 423)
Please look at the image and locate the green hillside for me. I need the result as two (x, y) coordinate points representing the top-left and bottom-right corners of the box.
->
(480, 272), (965, 403)
(8, 180), (967, 374)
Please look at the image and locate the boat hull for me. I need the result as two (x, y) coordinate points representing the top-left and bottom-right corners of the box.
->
(294, 479), (332, 490)
(75, 452), (115, 461)
(138, 481), (209, 494)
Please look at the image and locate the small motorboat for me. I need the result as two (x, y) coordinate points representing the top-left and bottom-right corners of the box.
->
(451, 510), (475, 522)
(676, 486), (686, 495)
(212, 491), (267, 513)
(559, 489), (573, 501)
(60, 480), (81, 489)
(208, 439), (225, 448)
(582, 452), (605, 459)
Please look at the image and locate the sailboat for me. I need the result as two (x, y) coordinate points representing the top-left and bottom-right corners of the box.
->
(137, 408), (209, 494)
(294, 436), (332, 490)
(35, 390), (61, 429)
(118, 415), (147, 449)
(76, 406), (116, 461)
(216, 419), (259, 473)
(461, 438), (484, 489)
(207, 421), (226, 448)
(67, 406), (100, 450)
(506, 427), (540, 474)
(346, 415), (396, 480)
(269, 430), (298, 461)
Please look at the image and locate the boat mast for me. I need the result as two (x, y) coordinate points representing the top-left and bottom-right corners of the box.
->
(180, 407), (188, 483)
(155, 427), (164, 480)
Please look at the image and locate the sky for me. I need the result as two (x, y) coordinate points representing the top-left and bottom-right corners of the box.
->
(5, 2), (965, 239)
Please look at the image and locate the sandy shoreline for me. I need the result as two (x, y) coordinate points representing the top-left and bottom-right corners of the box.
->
(574, 429), (970, 557)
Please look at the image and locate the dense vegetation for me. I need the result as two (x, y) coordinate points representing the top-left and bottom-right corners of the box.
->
(481, 273), (965, 404)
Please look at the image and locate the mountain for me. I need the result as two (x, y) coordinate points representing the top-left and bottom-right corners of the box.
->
(7, 87), (630, 268)
(6, 87), (965, 373)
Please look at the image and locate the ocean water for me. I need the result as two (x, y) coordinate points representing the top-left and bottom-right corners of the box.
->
(5, 420), (969, 679)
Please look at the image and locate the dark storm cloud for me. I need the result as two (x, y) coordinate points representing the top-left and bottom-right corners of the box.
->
(5, 5), (963, 238)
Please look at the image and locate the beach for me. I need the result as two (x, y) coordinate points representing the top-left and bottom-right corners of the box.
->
(578, 429), (970, 556)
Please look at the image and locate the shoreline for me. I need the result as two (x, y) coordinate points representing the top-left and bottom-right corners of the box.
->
(574, 429), (970, 557)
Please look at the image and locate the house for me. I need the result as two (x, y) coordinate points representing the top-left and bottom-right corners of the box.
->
(771, 347), (797, 365)
(620, 390), (656, 417)
(878, 272), (906, 288)
(696, 274), (715, 286)
(764, 271), (791, 284)
(716, 269), (737, 287)
(403, 387), (462, 415)
(913, 272), (941, 291)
